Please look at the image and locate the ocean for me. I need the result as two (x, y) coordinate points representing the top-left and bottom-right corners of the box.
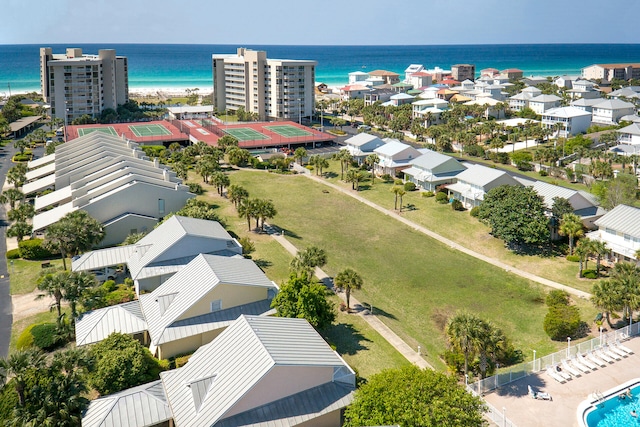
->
(2, 43), (640, 94)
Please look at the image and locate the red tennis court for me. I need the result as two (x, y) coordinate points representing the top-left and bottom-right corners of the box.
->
(66, 121), (189, 145)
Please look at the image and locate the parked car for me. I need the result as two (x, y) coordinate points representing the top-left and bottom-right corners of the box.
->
(89, 267), (117, 282)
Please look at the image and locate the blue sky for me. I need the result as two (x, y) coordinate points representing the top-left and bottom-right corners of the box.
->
(3, 0), (640, 45)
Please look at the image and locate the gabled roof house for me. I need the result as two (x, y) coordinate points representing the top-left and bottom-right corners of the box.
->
(618, 122), (640, 146)
(27, 132), (193, 246)
(591, 99), (636, 125)
(342, 133), (386, 163)
(75, 253), (278, 359)
(587, 204), (640, 264)
(373, 140), (422, 176)
(403, 150), (466, 191)
(446, 164), (521, 208)
(72, 215), (243, 293)
(161, 315), (355, 427)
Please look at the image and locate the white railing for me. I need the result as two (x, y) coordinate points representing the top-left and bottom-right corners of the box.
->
(469, 322), (640, 397)
(467, 386), (517, 427)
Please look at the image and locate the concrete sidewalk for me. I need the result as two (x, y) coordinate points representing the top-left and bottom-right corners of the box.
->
(264, 223), (432, 370)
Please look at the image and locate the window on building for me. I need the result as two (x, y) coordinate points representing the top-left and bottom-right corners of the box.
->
(158, 199), (165, 216)
(210, 299), (222, 312)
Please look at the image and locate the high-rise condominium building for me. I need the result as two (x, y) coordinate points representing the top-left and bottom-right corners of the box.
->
(451, 64), (476, 82)
(40, 47), (129, 123)
(212, 48), (316, 122)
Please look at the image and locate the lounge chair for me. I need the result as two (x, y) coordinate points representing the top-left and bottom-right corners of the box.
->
(607, 344), (628, 358)
(571, 356), (592, 373)
(528, 385), (552, 401)
(603, 346), (622, 360)
(577, 352), (598, 370)
(546, 367), (567, 384)
(563, 359), (584, 376)
(595, 348), (615, 364)
(586, 351), (607, 367)
(614, 340), (634, 354)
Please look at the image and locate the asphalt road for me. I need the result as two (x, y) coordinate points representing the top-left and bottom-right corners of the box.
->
(0, 140), (18, 358)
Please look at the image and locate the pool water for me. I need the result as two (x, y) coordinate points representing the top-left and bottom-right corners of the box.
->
(587, 385), (640, 426)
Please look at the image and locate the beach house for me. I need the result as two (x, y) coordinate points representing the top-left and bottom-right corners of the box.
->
(403, 150), (466, 191)
(342, 133), (387, 164)
(368, 70), (400, 85)
(587, 204), (640, 264)
(373, 139), (421, 176)
(541, 107), (592, 138)
(618, 123), (640, 146)
(412, 98), (449, 126)
(528, 94), (562, 115)
(509, 86), (542, 112)
(591, 99), (636, 125)
(445, 163), (521, 208)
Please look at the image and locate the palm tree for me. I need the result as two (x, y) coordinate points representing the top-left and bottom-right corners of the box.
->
(7, 164), (27, 188)
(334, 268), (363, 309)
(591, 280), (621, 329)
(290, 245), (327, 277)
(609, 262), (640, 322)
(211, 171), (230, 195)
(346, 169), (365, 191)
(0, 349), (46, 406)
(391, 186), (406, 211)
(333, 150), (352, 181)
(558, 213), (584, 255)
(294, 147), (307, 165)
(7, 221), (32, 242)
(365, 153), (380, 186)
(227, 184), (249, 209)
(254, 199), (277, 231)
(446, 312), (481, 377)
(37, 271), (67, 321)
(591, 241), (610, 278)
(13, 138), (30, 155)
(64, 271), (97, 325)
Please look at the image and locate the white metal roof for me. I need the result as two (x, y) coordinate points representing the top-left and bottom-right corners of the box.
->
(595, 204), (640, 238)
(25, 161), (55, 181)
(27, 153), (55, 169)
(75, 301), (148, 347)
(410, 150), (466, 174)
(34, 186), (72, 211)
(160, 315), (354, 427)
(81, 380), (171, 427)
(23, 172), (55, 195)
(455, 163), (517, 187)
(139, 254), (277, 346)
(72, 245), (138, 272)
(344, 132), (384, 148)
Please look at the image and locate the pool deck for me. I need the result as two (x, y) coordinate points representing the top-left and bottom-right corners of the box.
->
(483, 336), (640, 427)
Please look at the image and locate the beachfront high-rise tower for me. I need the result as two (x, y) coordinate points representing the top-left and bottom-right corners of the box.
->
(40, 47), (129, 123)
(212, 48), (316, 122)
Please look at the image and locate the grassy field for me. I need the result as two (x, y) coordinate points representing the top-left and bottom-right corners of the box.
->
(320, 160), (597, 293)
(199, 169), (599, 371)
(10, 258), (67, 295)
(194, 179), (409, 377)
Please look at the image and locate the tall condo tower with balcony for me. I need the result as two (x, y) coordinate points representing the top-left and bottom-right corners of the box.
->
(212, 48), (316, 122)
(40, 47), (129, 123)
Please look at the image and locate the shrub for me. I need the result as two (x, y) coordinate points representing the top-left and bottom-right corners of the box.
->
(394, 179), (403, 185)
(422, 191), (435, 198)
(305, 165), (314, 171)
(101, 280), (117, 293)
(469, 206), (480, 217)
(404, 182), (416, 191)
(582, 269), (598, 279)
(435, 192), (448, 204)
(31, 322), (62, 351)
(566, 255), (580, 262)
(18, 238), (56, 260)
(464, 144), (485, 157)
(546, 290), (571, 307)
(543, 304), (581, 340)
(451, 199), (464, 211)
(539, 170), (548, 177)
(16, 323), (37, 350)
(6, 248), (21, 259)
(104, 288), (135, 306)
(381, 174), (393, 183)
(186, 182), (204, 194)
(174, 354), (192, 368)
(124, 278), (134, 287)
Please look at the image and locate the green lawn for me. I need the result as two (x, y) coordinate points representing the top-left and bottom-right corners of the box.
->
(210, 169), (598, 371)
(320, 159), (597, 293)
(10, 258), (67, 295)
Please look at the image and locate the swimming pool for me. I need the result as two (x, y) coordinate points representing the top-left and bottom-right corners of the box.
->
(579, 379), (640, 426)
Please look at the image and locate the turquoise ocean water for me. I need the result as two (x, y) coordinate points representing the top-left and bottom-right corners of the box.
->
(1, 44), (640, 94)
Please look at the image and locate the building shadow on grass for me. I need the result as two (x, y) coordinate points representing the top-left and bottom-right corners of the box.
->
(323, 172), (338, 179)
(323, 322), (371, 356)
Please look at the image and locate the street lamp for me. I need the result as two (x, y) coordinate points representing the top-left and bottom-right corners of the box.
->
(599, 326), (603, 346)
(567, 337), (571, 358)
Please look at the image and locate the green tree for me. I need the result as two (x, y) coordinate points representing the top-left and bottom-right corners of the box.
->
(365, 153), (380, 186)
(217, 135), (239, 151)
(597, 173), (638, 209)
(13, 139), (30, 155)
(37, 271), (67, 320)
(64, 271), (97, 324)
(590, 240), (610, 278)
(290, 245), (328, 278)
(543, 290), (581, 340)
(0, 349), (46, 406)
(227, 184), (249, 209)
(0, 188), (24, 210)
(172, 199), (220, 222)
(122, 231), (147, 245)
(333, 150), (352, 181)
(6, 164), (27, 188)
(446, 312), (480, 377)
(238, 198), (259, 231)
(558, 213), (584, 255)
(575, 239), (593, 278)
(477, 185), (549, 250)
(6, 221), (32, 242)
(591, 280), (621, 329)
(334, 268), (363, 309)
(226, 146), (251, 166)
(44, 211), (105, 270)
(343, 365), (486, 427)
(211, 171), (230, 195)
(195, 154), (219, 183)
(293, 147), (307, 165)
(608, 262), (640, 322)
(271, 273), (335, 330)
(345, 169), (366, 191)
(254, 198), (277, 231)
(7, 203), (34, 223)
(89, 333), (165, 395)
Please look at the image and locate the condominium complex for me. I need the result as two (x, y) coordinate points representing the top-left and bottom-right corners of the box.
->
(40, 47), (129, 122)
(212, 48), (316, 121)
(451, 64), (476, 82)
(582, 63), (640, 81)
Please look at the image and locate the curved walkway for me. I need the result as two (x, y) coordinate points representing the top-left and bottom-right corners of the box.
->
(264, 224), (432, 370)
(293, 165), (591, 300)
